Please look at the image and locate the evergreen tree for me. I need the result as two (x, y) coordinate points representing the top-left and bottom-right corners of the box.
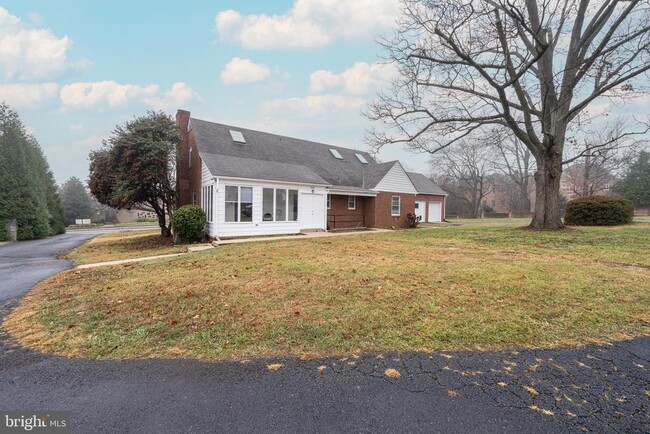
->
(615, 151), (650, 208)
(0, 103), (65, 239)
(59, 176), (93, 226)
(89, 111), (179, 237)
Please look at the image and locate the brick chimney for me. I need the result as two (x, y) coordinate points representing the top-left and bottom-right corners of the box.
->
(176, 109), (191, 208)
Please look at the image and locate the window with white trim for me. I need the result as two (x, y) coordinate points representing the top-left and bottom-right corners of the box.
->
(348, 196), (356, 210)
(202, 185), (214, 222)
(391, 195), (400, 216)
(225, 186), (253, 222)
(262, 188), (298, 222)
(327, 194), (331, 209)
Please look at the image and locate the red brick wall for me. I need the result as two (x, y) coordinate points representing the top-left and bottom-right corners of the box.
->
(176, 110), (202, 208)
(327, 195), (368, 229)
(372, 192), (416, 228)
(415, 194), (446, 222)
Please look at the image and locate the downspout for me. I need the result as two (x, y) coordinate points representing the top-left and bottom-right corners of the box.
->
(214, 177), (221, 242)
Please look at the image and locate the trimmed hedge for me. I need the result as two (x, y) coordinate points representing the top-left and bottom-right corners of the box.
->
(171, 205), (206, 242)
(564, 195), (634, 226)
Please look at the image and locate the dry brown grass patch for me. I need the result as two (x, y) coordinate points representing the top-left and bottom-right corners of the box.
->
(4, 224), (649, 361)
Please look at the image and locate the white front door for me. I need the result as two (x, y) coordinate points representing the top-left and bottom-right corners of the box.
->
(415, 201), (426, 222)
(300, 193), (325, 229)
(428, 201), (442, 222)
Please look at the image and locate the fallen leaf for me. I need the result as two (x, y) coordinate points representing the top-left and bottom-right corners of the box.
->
(384, 368), (400, 379)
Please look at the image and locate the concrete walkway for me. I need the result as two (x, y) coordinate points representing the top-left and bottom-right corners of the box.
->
(213, 228), (391, 246)
(76, 253), (188, 269)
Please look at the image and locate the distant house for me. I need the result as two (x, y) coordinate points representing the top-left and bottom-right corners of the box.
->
(115, 207), (158, 224)
(175, 110), (446, 238)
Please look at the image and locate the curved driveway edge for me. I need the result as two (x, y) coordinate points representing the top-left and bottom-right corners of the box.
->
(1, 232), (648, 433)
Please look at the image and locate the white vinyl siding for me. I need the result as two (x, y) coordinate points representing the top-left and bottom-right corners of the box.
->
(212, 178), (327, 237)
(373, 162), (418, 194)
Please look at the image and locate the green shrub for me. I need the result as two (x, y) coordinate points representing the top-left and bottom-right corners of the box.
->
(564, 195), (634, 226)
(171, 205), (206, 242)
(405, 213), (421, 228)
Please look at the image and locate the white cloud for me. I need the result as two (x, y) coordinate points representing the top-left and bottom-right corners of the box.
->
(310, 62), (396, 95)
(0, 82), (58, 107)
(74, 134), (107, 148)
(0, 7), (74, 80)
(143, 82), (202, 110)
(60, 81), (202, 111)
(69, 123), (84, 132)
(220, 57), (271, 85)
(60, 81), (159, 109)
(215, 0), (399, 49)
(261, 94), (366, 118)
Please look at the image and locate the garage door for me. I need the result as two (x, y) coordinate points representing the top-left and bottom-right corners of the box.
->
(428, 201), (442, 222)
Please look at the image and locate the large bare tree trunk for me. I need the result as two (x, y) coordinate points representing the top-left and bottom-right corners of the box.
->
(531, 151), (563, 229)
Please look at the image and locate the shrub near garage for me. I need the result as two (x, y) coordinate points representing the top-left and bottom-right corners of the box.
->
(171, 205), (206, 242)
(564, 195), (634, 226)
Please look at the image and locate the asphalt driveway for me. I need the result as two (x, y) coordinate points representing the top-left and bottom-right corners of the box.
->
(0, 231), (648, 433)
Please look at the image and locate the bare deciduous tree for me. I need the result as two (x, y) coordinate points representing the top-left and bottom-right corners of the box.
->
(367, 0), (650, 229)
(431, 137), (495, 217)
(491, 128), (535, 212)
(563, 119), (644, 196)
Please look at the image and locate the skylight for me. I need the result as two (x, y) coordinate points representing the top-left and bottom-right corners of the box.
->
(329, 148), (343, 160)
(355, 153), (369, 164)
(229, 129), (246, 143)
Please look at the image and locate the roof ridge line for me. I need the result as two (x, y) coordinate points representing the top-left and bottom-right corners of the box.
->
(190, 117), (372, 156)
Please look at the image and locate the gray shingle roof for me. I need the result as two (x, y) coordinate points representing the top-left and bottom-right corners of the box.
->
(190, 118), (376, 188)
(407, 172), (447, 195)
(201, 154), (328, 185)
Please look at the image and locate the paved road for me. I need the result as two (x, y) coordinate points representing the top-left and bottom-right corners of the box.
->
(1, 232), (648, 433)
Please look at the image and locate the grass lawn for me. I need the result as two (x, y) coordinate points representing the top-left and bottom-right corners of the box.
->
(6, 223), (649, 360)
(448, 217), (532, 225)
(64, 230), (187, 265)
(112, 221), (159, 227)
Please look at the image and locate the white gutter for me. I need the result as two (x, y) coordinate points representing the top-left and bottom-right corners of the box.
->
(327, 188), (378, 197)
(213, 175), (329, 188)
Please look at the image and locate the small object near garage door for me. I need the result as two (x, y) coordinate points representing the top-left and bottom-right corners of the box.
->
(415, 201), (426, 222)
(428, 201), (442, 222)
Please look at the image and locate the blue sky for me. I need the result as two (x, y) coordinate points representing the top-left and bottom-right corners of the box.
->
(0, 0), (427, 184)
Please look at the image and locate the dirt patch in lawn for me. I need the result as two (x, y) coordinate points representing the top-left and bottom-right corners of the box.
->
(5, 224), (650, 360)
